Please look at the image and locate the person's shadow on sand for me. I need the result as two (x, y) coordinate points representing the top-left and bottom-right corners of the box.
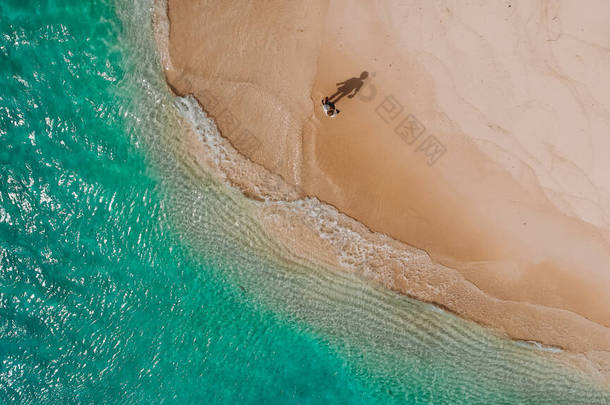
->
(328, 71), (369, 104)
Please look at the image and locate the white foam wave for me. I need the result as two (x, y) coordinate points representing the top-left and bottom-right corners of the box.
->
(516, 340), (563, 353)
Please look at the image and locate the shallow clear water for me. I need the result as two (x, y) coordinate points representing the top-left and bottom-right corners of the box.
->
(1, 0), (609, 403)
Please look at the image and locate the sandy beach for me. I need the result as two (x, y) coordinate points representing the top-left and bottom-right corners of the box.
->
(156, 0), (610, 382)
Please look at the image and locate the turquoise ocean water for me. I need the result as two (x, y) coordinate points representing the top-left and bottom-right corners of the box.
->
(1, 1), (609, 403)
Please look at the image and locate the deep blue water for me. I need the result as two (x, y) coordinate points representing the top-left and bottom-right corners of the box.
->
(1, 1), (609, 404)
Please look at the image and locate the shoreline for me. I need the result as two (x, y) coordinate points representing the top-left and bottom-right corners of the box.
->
(171, 90), (610, 386)
(154, 0), (610, 385)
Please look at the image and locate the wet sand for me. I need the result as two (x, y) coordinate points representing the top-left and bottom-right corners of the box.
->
(155, 0), (610, 383)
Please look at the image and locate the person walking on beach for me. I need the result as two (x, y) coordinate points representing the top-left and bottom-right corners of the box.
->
(321, 96), (340, 117)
